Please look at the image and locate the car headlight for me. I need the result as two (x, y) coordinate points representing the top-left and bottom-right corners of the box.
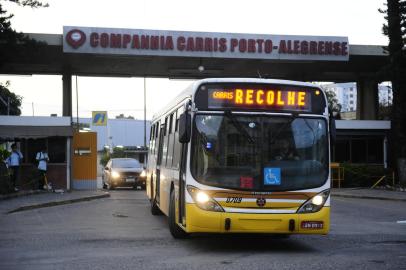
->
(187, 185), (224, 212)
(297, 189), (330, 213)
(140, 170), (147, 178)
(111, 171), (120, 179)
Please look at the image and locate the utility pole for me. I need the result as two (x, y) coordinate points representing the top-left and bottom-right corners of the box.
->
(144, 77), (147, 148)
(76, 76), (79, 130)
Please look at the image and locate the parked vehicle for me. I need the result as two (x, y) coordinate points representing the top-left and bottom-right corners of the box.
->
(102, 158), (146, 190)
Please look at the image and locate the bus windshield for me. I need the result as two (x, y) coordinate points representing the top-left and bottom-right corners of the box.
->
(191, 114), (328, 191)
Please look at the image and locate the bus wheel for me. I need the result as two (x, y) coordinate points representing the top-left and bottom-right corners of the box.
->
(150, 198), (162, 215)
(169, 191), (189, 239)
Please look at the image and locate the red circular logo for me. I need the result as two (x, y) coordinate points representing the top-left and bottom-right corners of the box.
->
(256, 197), (266, 207)
(66, 29), (86, 49)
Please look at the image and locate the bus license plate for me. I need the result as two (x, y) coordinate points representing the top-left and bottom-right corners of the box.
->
(126, 178), (135, 183)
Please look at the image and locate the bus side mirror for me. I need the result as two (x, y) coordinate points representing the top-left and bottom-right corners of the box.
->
(330, 117), (336, 145)
(179, 112), (191, 143)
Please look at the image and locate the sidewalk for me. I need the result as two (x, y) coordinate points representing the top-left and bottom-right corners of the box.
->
(0, 190), (110, 214)
(332, 188), (406, 202)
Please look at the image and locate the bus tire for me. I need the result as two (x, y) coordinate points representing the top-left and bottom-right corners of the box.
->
(169, 191), (189, 239)
(150, 198), (162, 215)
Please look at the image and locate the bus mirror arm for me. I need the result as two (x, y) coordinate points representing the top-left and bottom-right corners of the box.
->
(329, 110), (337, 145)
(179, 112), (191, 143)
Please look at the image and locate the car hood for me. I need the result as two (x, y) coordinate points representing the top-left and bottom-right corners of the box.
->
(112, 167), (143, 173)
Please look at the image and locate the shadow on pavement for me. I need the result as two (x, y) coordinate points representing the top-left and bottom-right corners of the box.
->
(182, 234), (317, 253)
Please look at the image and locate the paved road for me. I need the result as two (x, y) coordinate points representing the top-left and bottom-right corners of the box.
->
(0, 190), (405, 270)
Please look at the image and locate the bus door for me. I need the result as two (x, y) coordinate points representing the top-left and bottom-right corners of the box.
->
(179, 141), (187, 225)
(155, 124), (165, 204)
(178, 108), (190, 225)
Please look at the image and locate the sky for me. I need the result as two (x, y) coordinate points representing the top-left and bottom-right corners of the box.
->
(0, 0), (388, 119)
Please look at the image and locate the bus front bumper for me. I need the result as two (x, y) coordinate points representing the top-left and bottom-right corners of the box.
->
(184, 204), (330, 234)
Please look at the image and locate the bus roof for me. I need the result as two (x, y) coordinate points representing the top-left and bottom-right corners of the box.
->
(151, 78), (323, 120)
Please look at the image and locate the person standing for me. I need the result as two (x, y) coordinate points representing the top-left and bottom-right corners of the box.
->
(36, 147), (49, 190)
(5, 143), (23, 192)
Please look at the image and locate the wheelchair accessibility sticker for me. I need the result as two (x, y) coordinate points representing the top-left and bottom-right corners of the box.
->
(264, 168), (281, 185)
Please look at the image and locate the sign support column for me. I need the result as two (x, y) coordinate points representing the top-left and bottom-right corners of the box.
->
(62, 73), (72, 117)
(144, 77), (147, 148)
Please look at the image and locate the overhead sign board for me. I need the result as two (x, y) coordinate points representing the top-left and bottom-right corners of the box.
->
(92, 111), (107, 126)
(63, 26), (349, 61)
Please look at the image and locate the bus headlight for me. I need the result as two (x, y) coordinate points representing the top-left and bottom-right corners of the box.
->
(297, 189), (330, 213)
(111, 171), (120, 179)
(187, 185), (224, 212)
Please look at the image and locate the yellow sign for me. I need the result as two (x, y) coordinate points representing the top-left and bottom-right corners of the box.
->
(92, 111), (107, 126)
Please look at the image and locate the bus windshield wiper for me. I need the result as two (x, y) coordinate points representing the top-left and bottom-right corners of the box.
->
(224, 110), (255, 144)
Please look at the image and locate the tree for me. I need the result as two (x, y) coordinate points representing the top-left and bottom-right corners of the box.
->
(380, 0), (406, 186)
(0, 1), (48, 115)
(0, 1), (48, 67)
(116, 114), (135, 119)
(100, 146), (127, 167)
(323, 88), (342, 118)
(0, 81), (22, 115)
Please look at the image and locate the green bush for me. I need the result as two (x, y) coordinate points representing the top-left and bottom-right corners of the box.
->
(99, 147), (127, 167)
(0, 148), (10, 162)
(340, 163), (389, 188)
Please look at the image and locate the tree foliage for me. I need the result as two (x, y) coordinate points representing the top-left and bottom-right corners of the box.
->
(0, 0), (48, 115)
(380, 0), (406, 186)
(0, 81), (22, 115)
(100, 147), (127, 167)
(116, 114), (135, 119)
(0, 0), (48, 66)
(6, 0), (49, 8)
(325, 89), (342, 116)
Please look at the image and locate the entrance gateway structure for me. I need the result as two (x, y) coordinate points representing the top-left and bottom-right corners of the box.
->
(1, 27), (390, 189)
(0, 26), (388, 120)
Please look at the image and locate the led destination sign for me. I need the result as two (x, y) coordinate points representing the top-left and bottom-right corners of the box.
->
(207, 88), (314, 111)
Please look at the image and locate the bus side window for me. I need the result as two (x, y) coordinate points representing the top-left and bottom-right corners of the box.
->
(150, 125), (154, 141)
(166, 112), (174, 168)
(149, 124), (155, 154)
(172, 106), (183, 169)
(154, 121), (160, 156)
(162, 117), (169, 167)
(171, 110), (178, 168)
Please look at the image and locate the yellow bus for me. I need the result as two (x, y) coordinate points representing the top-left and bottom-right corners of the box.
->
(146, 78), (335, 238)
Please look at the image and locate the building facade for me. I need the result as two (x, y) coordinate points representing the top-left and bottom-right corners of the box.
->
(323, 82), (392, 113)
(75, 118), (151, 151)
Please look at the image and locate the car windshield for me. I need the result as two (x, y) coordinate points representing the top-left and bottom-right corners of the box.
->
(191, 114), (328, 191)
(112, 159), (141, 168)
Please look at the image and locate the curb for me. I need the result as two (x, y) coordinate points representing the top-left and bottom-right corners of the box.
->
(332, 193), (406, 202)
(7, 193), (110, 214)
